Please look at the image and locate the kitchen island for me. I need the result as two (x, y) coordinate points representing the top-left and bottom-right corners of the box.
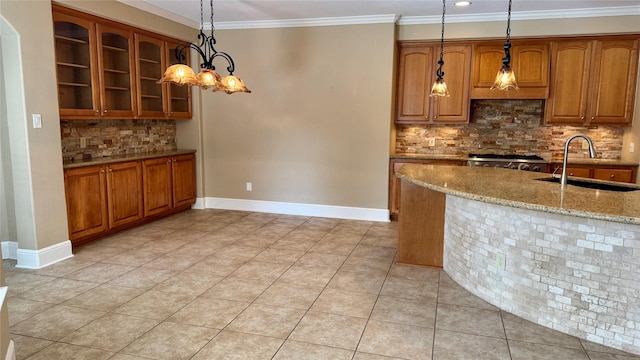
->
(396, 164), (640, 355)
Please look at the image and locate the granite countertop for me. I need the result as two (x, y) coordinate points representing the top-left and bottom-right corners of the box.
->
(396, 163), (640, 225)
(63, 149), (196, 169)
(391, 154), (639, 167)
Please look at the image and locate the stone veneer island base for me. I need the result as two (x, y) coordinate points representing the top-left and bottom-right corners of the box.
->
(396, 164), (640, 355)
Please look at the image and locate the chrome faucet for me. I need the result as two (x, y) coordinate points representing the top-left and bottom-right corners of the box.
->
(560, 134), (596, 187)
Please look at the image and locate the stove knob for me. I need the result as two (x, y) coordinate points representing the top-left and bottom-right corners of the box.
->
(521, 164), (530, 171)
(483, 164), (491, 167)
(510, 164), (519, 169)
(532, 166), (541, 172)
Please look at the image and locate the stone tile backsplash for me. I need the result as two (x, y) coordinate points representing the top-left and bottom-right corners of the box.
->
(60, 119), (177, 161)
(395, 100), (625, 159)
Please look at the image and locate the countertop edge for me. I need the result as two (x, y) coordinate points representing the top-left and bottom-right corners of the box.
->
(63, 149), (196, 169)
(390, 154), (639, 167)
(395, 171), (640, 226)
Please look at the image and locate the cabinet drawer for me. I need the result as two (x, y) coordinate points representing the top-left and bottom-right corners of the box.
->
(563, 167), (591, 178)
(592, 169), (634, 183)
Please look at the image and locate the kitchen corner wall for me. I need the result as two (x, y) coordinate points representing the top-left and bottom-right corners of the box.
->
(60, 120), (177, 161)
(396, 100), (625, 159)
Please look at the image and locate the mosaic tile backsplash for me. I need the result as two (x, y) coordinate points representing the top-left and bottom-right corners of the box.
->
(395, 100), (625, 159)
(60, 119), (177, 161)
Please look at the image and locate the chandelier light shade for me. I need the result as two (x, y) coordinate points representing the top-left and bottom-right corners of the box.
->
(159, 0), (250, 94)
(430, 0), (450, 97)
(491, 0), (519, 91)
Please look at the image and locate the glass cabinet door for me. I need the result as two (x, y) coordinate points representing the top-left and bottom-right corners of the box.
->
(135, 34), (166, 118)
(53, 11), (100, 117)
(97, 23), (136, 118)
(165, 41), (192, 119)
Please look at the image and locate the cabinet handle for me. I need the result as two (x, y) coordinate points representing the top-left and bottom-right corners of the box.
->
(433, 115), (437, 120)
(569, 173), (574, 176)
(100, 169), (105, 173)
(580, 116), (585, 120)
(104, 109), (108, 113)
(591, 117), (595, 120)
(108, 168), (113, 172)
(95, 109), (100, 114)
(610, 174), (616, 179)
(173, 158), (176, 162)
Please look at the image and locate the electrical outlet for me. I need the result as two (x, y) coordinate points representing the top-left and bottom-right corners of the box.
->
(582, 141), (589, 150)
(80, 137), (87, 148)
(630, 142), (635, 153)
(428, 138), (436, 147)
(246, 182), (252, 192)
(495, 253), (506, 270)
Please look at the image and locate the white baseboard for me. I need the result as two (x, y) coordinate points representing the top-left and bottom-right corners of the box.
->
(191, 197), (205, 210)
(15, 240), (74, 269)
(5, 340), (15, 360)
(1, 242), (17, 260)
(205, 197), (390, 222)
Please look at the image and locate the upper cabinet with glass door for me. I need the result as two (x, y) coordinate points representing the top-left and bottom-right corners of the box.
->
(52, 10), (100, 117)
(96, 23), (136, 118)
(52, 4), (192, 120)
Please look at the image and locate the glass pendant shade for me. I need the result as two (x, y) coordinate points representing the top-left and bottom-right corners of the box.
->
(216, 75), (251, 94)
(159, 64), (198, 85)
(491, 66), (519, 90)
(196, 69), (221, 89)
(430, 79), (450, 97)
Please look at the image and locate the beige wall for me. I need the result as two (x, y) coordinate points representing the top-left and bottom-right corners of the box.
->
(202, 23), (396, 209)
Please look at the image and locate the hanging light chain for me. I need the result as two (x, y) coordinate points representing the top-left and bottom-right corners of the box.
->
(505, 0), (512, 43)
(199, 0), (204, 30)
(435, 0), (446, 81)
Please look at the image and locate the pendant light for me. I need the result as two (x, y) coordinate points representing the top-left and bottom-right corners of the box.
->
(160, 0), (250, 94)
(490, 0), (519, 91)
(430, 0), (450, 97)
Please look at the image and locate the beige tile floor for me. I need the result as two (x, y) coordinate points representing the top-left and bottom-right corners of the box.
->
(4, 209), (640, 360)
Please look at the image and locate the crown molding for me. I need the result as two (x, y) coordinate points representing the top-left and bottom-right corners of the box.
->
(116, 0), (199, 28)
(117, 1), (638, 30)
(212, 14), (400, 30)
(399, 6), (640, 25)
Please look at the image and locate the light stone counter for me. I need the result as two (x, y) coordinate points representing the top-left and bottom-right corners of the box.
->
(62, 149), (196, 169)
(396, 164), (640, 355)
(396, 164), (640, 225)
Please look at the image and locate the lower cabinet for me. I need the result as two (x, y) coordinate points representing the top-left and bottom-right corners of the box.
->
(389, 159), (463, 219)
(64, 153), (196, 245)
(547, 163), (637, 183)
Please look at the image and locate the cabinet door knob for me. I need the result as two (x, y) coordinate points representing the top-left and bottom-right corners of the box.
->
(591, 117), (595, 120)
(610, 174), (615, 178)
(581, 116), (585, 120)
(95, 109), (100, 113)
(433, 115), (437, 120)
(100, 169), (105, 173)
(108, 168), (113, 172)
(104, 109), (108, 113)
(569, 173), (574, 176)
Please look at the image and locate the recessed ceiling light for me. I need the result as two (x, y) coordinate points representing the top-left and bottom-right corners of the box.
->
(454, 1), (472, 7)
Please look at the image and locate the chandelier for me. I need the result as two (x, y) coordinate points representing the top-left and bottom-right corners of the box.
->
(159, 0), (250, 94)
(430, 0), (449, 97)
(490, 0), (519, 91)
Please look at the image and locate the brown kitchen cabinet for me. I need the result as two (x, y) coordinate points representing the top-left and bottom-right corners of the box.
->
(64, 165), (109, 240)
(143, 153), (197, 217)
(545, 37), (639, 126)
(52, 4), (192, 120)
(389, 159), (464, 219)
(471, 40), (550, 99)
(106, 161), (144, 228)
(547, 163), (637, 183)
(135, 36), (192, 119)
(395, 43), (471, 124)
(64, 153), (196, 245)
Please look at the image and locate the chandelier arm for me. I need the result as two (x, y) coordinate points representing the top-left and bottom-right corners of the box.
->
(211, 52), (235, 74)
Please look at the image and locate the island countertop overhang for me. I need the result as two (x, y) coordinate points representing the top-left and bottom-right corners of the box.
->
(396, 164), (640, 225)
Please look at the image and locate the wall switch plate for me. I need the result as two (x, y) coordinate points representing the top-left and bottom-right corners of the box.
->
(631, 142), (635, 153)
(32, 114), (42, 128)
(495, 253), (506, 270)
(582, 141), (589, 150)
(246, 182), (252, 192)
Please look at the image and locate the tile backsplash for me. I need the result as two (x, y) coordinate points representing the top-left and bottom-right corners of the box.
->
(60, 119), (177, 161)
(395, 100), (625, 159)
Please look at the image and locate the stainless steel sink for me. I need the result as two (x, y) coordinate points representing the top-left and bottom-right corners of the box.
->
(537, 177), (640, 192)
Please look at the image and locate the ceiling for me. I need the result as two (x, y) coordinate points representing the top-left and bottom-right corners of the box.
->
(119, 0), (640, 28)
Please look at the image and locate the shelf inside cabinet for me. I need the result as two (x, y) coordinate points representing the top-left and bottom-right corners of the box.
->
(103, 68), (129, 74)
(140, 76), (159, 81)
(139, 58), (160, 64)
(141, 94), (162, 99)
(102, 44), (127, 52)
(55, 35), (89, 44)
(59, 81), (91, 87)
(57, 62), (90, 69)
(104, 86), (130, 91)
